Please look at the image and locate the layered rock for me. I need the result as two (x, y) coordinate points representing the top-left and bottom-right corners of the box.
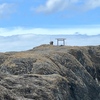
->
(0, 45), (100, 100)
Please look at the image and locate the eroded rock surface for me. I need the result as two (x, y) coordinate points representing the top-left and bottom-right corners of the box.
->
(0, 45), (100, 100)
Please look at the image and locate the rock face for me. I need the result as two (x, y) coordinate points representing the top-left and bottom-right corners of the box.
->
(0, 45), (100, 100)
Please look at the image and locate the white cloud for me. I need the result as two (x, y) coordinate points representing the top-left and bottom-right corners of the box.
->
(0, 31), (100, 52)
(0, 3), (15, 18)
(0, 26), (100, 52)
(0, 25), (100, 36)
(35, 0), (100, 14)
(35, 0), (78, 13)
(84, 0), (100, 10)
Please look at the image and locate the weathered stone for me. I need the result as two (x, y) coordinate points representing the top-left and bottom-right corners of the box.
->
(0, 45), (100, 100)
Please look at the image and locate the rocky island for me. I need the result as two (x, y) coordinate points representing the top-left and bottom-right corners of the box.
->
(0, 45), (100, 100)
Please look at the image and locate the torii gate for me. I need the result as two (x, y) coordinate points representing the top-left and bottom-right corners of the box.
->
(56, 38), (66, 46)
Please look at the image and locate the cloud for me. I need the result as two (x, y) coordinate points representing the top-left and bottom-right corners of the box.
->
(84, 0), (100, 10)
(35, 0), (100, 14)
(35, 0), (78, 13)
(0, 33), (100, 52)
(0, 25), (100, 37)
(0, 26), (100, 52)
(0, 3), (15, 18)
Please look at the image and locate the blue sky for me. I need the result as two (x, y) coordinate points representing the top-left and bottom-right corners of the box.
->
(0, 0), (100, 52)
(0, 0), (100, 36)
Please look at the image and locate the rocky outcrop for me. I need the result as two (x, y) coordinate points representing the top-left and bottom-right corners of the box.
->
(0, 45), (100, 100)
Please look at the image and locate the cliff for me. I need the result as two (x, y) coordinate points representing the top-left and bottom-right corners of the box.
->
(0, 45), (100, 100)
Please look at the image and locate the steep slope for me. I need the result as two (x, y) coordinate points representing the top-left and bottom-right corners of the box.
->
(0, 45), (100, 100)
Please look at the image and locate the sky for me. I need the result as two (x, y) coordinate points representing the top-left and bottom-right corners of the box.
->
(0, 0), (100, 36)
(0, 0), (100, 52)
